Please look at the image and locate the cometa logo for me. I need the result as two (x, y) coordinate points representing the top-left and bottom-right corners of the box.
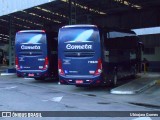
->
(66, 44), (92, 49)
(21, 45), (41, 50)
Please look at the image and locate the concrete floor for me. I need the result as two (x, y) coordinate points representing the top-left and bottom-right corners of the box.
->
(0, 72), (160, 120)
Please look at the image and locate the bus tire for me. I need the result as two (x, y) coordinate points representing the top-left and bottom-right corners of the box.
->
(111, 74), (117, 87)
(131, 67), (137, 78)
(134, 68), (137, 75)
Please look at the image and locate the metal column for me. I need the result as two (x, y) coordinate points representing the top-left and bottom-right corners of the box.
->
(69, 0), (77, 25)
(8, 16), (15, 68)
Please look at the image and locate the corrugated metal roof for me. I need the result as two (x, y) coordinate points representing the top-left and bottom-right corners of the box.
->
(1, 0), (160, 43)
(0, 0), (56, 16)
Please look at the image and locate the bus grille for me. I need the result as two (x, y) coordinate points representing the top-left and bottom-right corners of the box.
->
(64, 51), (95, 57)
(19, 51), (42, 56)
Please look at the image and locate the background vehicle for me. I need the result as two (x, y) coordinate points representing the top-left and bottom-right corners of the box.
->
(15, 30), (58, 80)
(58, 25), (142, 86)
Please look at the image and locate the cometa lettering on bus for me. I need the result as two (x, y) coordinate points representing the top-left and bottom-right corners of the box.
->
(21, 45), (41, 50)
(66, 44), (92, 50)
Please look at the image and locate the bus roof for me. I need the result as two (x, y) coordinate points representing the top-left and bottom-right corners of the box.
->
(61, 24), (136, 35)
(17, 30), (45, 33)
(62, 24), (97, 28)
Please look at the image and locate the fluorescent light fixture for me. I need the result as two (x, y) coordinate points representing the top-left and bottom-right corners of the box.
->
(0, 19), (8, 22)
(61, 0), (106, 15)
(35, 7), (66, 18)
(13, 16), (43, 27)
(22, 11), (60, 23)
(0, 34), (9, 37)
(114, 0), (142, 9)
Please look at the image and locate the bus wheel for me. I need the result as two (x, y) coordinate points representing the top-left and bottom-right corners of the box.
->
(111, 74), (117, 87)
(131, 67), (137, 78)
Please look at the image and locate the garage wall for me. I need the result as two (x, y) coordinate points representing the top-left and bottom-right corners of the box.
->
(139, 34), (160, 71)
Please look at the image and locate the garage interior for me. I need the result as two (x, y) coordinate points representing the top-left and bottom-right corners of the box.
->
(0, 0), (160, 71)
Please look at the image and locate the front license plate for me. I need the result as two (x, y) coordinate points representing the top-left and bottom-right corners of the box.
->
(28, 73), (34, 77)
(76, 80), (83, 84)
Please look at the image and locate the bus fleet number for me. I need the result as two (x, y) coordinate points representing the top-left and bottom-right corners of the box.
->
(88, 61), (98, 64)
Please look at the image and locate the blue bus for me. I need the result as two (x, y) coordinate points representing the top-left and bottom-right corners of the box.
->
(58, 25), (142, 86)
(15, 30), (58, 80)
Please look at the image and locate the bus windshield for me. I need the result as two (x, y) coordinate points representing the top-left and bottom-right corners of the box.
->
(59, 27), (100, 57)
(16, 32), (47, 56)
(59, 27), (99, 43)
(16, 32), (46, 44)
